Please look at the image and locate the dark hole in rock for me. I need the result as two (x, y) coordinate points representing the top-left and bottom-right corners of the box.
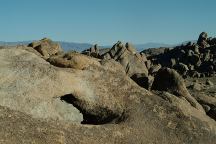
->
(67, 57), (72, 60)
(131, 74), (148, 89)
(60, 94), (127, 125)
(207, 107), (216, 121)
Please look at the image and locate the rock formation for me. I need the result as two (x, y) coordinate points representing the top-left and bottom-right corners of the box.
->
(47, 51), (100, 70)
(143, 32), (216, 78)
(0, 37), (216, 143)
(197, 32), (210, 48)
(151, 68), (204, 112)
(81, 44), (100, 58)
(101, 41), (148, 77)
(28, 38), (63, 59)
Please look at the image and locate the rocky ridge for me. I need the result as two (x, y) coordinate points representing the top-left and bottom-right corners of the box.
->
(144, 32), (216, 78)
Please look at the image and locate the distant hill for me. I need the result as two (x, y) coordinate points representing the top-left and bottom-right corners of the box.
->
(0, 41), (191, 52)
(56, 41), (92, 52)
(134, 41), (197, 51)
(181, 40), (197, 45)
(102, 43), (174, 52)
(134, 43), (174, 51)
(0, 41), (93, 52)
(0, 41), (31, 46)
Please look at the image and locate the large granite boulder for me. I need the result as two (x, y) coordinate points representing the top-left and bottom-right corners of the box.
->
(0, 48), (83, 122)
(28, 38), (63, 59)
(151, 68), (204, 112)
(0, 47), (130, 124)
(102, 41), (148, 77)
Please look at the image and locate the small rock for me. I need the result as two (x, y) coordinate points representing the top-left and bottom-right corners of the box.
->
(145, 60), (152, 70)
(170, 58), (176, 68)
(206, 79), (214, 86)
(197, 32), (210, 48)
(202, 104), (211, 112)
(149, 64), (162, 75)
(191, 71), (201, 78)
(189, 82), (203, 91)
(173, 63), (189, 76)
(125, 42), (137, 54)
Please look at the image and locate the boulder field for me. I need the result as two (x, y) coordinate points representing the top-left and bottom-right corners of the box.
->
(0, 37), (215, 143)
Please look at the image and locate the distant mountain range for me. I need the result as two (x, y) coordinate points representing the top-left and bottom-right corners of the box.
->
(0, 41), (190, 52)
(129, 43), (174, 52)
(0, 41), (92, 52)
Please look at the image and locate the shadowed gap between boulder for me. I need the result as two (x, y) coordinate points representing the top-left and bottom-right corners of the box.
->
(60, 94), (127, 125)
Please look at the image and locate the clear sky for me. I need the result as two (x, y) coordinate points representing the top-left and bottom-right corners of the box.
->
(0, 0), (215, 45)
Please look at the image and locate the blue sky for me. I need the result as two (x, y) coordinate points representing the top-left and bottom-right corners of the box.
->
(0, 0), (215, 45)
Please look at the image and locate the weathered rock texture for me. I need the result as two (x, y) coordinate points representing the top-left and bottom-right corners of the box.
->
(28, 38), (63, 59)
(0, 47), (215, 143)
(0, 48), (83, 122)
(101, 41), (148, 77)
(151, 68), (204, 112)
(187, 77), (216, 121)
(47, 51), (100, 70)
(0, 39), (216, 143)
